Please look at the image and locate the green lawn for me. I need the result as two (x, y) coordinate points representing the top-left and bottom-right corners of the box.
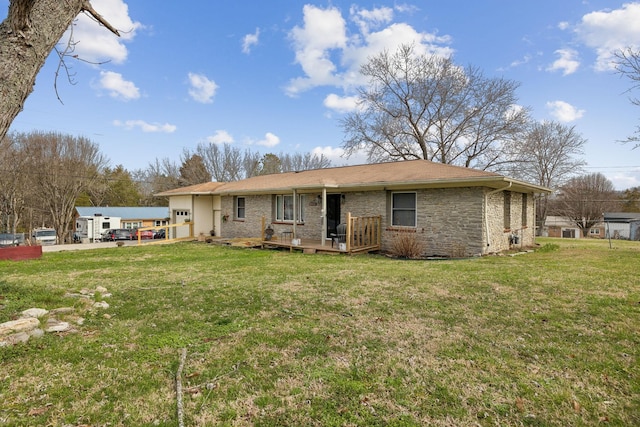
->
(1, 238), (638, 426)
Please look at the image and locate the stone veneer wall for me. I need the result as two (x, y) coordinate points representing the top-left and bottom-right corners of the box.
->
(219, 187), (536, 257)
(485, 191), (536, 253)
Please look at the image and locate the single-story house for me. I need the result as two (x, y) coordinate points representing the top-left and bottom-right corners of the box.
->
(75, 207), (170, 230)
(543, 216), (606, 239)
(156, 160), (551, 257)
(604, 212), (640, 240)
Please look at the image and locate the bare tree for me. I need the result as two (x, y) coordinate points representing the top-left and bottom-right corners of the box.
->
(0, 134), (29, 234)
(557, 173), (618, 237)
(178, 151), (211, 186)
(134, 158), (180, 206)
(196, 143), (245, 182)
(341, 44), (530, 170)
(614, 47), (640, 147)
(508, 121), (587, 233)
(14, 131), (107, 242)
(280, 152), (332, 172)
(0, 0), (119, 140)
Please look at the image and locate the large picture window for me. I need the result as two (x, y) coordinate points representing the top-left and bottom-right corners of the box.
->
(392, 192), (416, 227)
(235, 197), (246, 220)
(275, 194), (304, 222)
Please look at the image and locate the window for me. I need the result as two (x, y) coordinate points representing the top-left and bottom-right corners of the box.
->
(154, 220), (168, 227)
(123, 221), (142, 229)
(235, 197), (246, 220)
(589, 228), (600, 235)
(101, 222), (111, 229)
(275, 194), (305, 222)
(391, 192), (416, 227)
(504, 191), (512, 230)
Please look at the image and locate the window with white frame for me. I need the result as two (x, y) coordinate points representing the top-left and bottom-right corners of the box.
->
(275, 194), (304, 222)
(589, 228), (600, 235)
(123, 221), (142, 229)
(391, 192), (416, 227)
(235, 196), (246, 220)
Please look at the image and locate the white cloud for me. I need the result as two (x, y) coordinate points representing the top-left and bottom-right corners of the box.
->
(350, 5), (394, 35)
(546, 100), (585, 122)
(323, 93), (360, 113)
(256, 132), (280, 148)
(558, 21), (570, 31)
(98, 71), (140, 100)
(312, 145), (369, 165)
(113, 119), (176, 133)
(547, 49), (580, 75)
(65, 0), (142, 64)
(242, 28), (260, 54)
(286, 5), (453, 96)
(576, 3), (640, 71)
(287, 5), (348, 96)
(187, 73), (218, 104)
(207, 130), (234, 145)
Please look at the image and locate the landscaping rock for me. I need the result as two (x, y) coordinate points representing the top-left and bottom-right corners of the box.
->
(96, 286), (108, 294)
(30, 328), (45, 339)
(93, 301), (109, 309)
(0, 332), (30, 346)
(0, 317), (40, 336)
(45, 319), (71, 333)
(21, 308), (49, 318)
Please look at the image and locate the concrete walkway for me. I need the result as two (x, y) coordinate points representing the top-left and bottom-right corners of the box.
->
(41, 240), (142, 252)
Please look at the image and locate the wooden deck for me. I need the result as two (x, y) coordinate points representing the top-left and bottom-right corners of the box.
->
(261, 238), (380, 254)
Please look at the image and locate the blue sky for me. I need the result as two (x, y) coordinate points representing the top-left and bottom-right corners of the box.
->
(3, 1), (640, 189)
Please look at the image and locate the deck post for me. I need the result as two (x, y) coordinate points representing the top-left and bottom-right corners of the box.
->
(292, 189), (297, 238)
(321, 188), (327, 247)
(346, 212), (352, 253)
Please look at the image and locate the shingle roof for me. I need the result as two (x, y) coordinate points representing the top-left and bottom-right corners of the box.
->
(75, 206), (170, 220)
(156, 159), (551, 196)
(154, 182), (226, 196)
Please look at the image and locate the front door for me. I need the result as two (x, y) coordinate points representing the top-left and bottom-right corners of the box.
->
(326, 194), (341, 238)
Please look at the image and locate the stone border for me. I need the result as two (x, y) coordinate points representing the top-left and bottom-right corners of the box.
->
(0, 286), (110, 347)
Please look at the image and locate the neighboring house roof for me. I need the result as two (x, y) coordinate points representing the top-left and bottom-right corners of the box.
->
(604, 212), (640, 223)
(75, 206), (170, 220)
(156, 160), (551, 196)
(545, 215), (606, 228)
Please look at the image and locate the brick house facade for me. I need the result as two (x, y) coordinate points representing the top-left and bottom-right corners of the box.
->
(157, 160), (548, 257)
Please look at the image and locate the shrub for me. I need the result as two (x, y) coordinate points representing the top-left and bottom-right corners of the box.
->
(537, 243), (560, 253)
(389, 231), (424, 259)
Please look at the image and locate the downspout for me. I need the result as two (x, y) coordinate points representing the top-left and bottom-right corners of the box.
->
(484, 181), (512, 252)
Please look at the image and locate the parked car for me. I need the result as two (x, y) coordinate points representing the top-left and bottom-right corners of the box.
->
(132, 228), (154, 239)
(154, 229), (166, 239)
(102, 229), (133, 241)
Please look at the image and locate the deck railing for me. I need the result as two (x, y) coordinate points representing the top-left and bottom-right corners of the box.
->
(346, 213), (381, 253)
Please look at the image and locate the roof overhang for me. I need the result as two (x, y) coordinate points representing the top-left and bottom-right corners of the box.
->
(214, 177), (552, 196)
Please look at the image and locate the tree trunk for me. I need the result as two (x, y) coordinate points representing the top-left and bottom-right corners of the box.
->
(0, 0), (87, 139)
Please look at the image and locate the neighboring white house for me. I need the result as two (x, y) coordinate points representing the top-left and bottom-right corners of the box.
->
(604, 212), (640, 240)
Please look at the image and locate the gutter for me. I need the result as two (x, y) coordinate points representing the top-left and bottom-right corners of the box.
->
(484, 181), (512, 251)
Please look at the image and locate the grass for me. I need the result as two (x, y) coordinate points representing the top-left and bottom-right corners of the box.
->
(0, 238), (638, 426)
